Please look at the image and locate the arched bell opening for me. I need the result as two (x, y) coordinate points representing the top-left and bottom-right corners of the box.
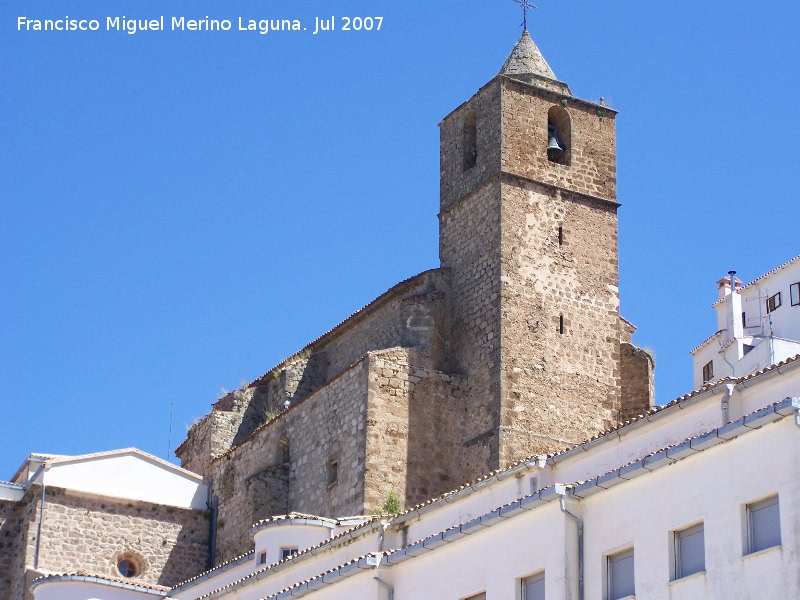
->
(547, 105), (571, 166)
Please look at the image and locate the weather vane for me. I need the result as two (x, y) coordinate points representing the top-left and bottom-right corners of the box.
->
(513, 0), (537, 30)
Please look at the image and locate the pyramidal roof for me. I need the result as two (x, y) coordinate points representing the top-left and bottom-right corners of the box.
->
(499, 29), (557, 80)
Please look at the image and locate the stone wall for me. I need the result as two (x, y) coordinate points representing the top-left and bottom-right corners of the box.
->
(438, 71), (624, 474)
(210, 357), (371, 563)
(440, 80), (502, 211)
(363, 348), (468, 511)
(620, 343), (656, 422)
(438, 176), (503, 481)
(498, 179), (622, 463)
(178, 270), (448, 481)
(33, 488), (208, 589)
(0, 498), (26, 600)
(499, 77), (617, 203)
(1, 488), (209, 600)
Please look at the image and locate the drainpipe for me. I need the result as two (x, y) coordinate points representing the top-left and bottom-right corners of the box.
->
(27, 463), (48, 571)
(208, 496), (218, 570)
(374, 576), (394, 600)
(559, 495), (583, 600)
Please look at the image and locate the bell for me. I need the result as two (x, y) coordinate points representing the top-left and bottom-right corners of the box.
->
(547, 135), (564, 162)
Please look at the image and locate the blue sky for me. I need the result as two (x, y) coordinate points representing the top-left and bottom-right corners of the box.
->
(2, 1), (798, 478)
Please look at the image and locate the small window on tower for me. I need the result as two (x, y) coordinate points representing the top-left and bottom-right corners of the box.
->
(702, 361), (714, 383)
(327, 456), (338, 486)
(767, 292), (781, 313)
(463, 110), (477, 170)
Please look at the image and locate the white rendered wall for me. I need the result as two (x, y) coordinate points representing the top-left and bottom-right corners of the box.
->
(42, 453), (207, 509)
(253, 523), (332, 568)
(695, 260), (800, 387)
(33, 579), (161, 600)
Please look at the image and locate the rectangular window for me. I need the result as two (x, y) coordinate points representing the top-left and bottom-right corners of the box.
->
(522, 573), (545, 600)
(608, 549), (635, 600)
(791, 282), (800, 306)
(766, 292), (781, 313)
(741, 311), (747, 328)
(702, 360), (714, 383)
(258, 551), (267, 565)
(280, 547), (298, 560)
(327, 457), (338, 485)
(748, 496), (781, 554)
(674, 523), (704, 580)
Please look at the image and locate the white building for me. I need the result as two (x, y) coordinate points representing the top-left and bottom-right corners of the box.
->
(691, 256), (800, 389)
(29, 352), (800, 600)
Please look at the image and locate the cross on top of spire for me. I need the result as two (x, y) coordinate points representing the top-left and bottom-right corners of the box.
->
(513, 0), (537, 30)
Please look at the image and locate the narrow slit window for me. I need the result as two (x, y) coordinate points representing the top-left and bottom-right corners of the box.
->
(790, 282), (800, 306)
(463, 110), (477, 170)
(559, 314), (565, 335)
(327, 457), (338, 485)
(558, 226), (564, 246)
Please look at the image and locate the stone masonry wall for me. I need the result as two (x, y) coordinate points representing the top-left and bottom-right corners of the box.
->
(438, 176), (503, 482)
(620, 343), (655, 422)
(0, 498), (26, 600)
(32, 488), (209, 590)
(440, 80), (502, 212)
(210, 358), (370, 563)
(500, 77), (617, 203)
(498, 179), (622, 464)
(362, 348), (468, 511)
(179, 271), (448, 481)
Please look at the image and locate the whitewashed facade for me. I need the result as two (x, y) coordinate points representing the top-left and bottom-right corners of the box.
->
(31, 353), (800, 600)
(691, 256), (800, 389)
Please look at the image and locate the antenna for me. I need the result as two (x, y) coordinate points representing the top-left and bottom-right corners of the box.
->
(513, 0), (537, 30)
(167, 402), (174, 461)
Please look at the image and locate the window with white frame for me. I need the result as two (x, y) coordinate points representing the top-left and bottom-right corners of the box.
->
(608, 549), (635, 600)
(258, 551), (267, 565)
(747, 495), (781, 554)
(791, 282), (800, 306)
(522, 572), (545, 600)
(280, 547), (299, 560)
(673, 523), (704, 580)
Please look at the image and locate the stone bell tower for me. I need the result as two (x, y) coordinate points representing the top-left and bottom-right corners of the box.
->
(439, 29), (641, 476)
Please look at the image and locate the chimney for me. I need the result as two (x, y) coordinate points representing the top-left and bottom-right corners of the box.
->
(727, 271), (743, 339)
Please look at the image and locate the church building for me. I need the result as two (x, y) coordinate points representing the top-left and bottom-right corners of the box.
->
(4, 23), (799, 600)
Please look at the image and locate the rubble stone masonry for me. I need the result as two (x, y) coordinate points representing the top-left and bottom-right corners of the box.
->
(1, 488), (209, 600)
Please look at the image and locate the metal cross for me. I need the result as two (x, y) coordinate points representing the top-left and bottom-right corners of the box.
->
(513, 0), (537, 30)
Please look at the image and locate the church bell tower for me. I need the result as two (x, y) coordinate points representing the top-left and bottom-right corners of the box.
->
(439, 28), (628, 474)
